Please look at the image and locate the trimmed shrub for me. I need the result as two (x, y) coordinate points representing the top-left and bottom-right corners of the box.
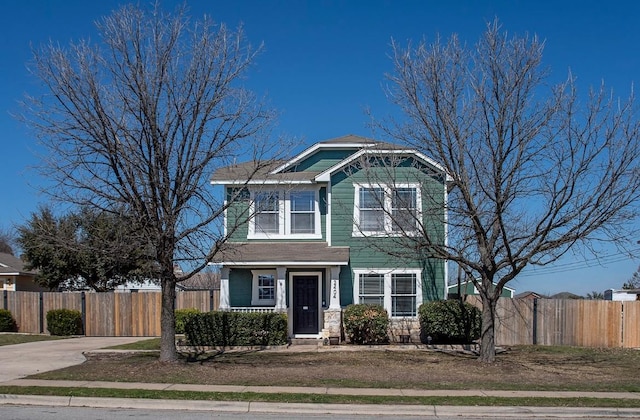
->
(418, 300), (481, 344)
(185, 311), (287, 347)
(46, 309), (83, 336)
(343, 304), (389, 345)
(175, 308), (201, 334)
(0, 309), (18, 332)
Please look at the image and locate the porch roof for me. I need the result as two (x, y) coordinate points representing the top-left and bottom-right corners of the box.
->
(212, 242), (349, 266)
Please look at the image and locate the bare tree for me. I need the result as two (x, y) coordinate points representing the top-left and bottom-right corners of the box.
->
(623, 267), (640, 289)
(0, 227), (15, 255)
(375, 20), (640, 362)
(20, 4), (277, 361)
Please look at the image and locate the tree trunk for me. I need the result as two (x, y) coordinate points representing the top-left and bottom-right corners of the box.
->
(478, 294), (497, 363)
(159, 275), (177, 362)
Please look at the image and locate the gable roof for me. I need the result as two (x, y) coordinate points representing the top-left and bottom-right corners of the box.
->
(210, 160), (320, 185)
(0, 253), (36, 276)
(210, 134), (450, 185)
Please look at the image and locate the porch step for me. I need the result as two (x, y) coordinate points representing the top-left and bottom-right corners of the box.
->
(289, 338), (324, 346)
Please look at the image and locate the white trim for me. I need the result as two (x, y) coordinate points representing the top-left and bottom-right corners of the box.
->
(251, 269), (277, 306)
(248, 187), (322, 240)
(315, 148), (450, 182)
(217, 261), (349, 266)
(326, 183), (332, 246)
(271, 142), (377, 174)
(352, 183), (422, 237)
(443, 183), (448, 299)
(210, 179), (315, 185)
(353, 268), (422, 318)
(289, 271), (324, 337)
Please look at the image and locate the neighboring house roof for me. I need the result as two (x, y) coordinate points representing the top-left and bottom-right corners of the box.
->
(212, 242), (350, 266)
(549, 291), (583, 300)
(177, 272), (220, 290)
(0, 253), (36, 276)
(514, 291), (544, 299)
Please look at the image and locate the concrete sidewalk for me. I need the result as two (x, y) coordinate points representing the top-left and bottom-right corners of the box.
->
(3, 378), (640, 401)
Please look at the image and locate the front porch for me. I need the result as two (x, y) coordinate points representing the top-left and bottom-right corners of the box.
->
(213, 242), (349, 340)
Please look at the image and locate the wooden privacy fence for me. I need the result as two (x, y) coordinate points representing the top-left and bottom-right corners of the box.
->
(2, 290), (219, 337)
(466, 296), (640, 348)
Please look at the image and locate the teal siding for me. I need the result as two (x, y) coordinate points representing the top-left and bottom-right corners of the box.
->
(226, 187), (250, 242)
(339, 264), (353, 306)
(330, 158), (446, 304)
(229, 268), (252, 306)
(288, 149), (358, 172)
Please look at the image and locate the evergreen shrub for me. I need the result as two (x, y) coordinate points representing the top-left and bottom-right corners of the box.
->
(175, 308), (201, 334)
(418, 300), (481, 344)
(0, 309), (18, 332)
(185, 311), (287, 347)
(46, 309), (83, 336)
(343, 304), (389, 344)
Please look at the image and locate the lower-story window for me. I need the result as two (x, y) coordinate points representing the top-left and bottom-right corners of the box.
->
(251, 270), (276, 305)
(354, 269), (422, 317)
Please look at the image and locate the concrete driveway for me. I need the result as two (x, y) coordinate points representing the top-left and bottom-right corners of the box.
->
(0, 336), (146, 382)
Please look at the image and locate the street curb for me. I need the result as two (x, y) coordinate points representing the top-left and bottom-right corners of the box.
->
(2, 394), (640, 417)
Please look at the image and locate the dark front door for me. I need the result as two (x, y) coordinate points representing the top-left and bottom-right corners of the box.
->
(293, 275), (319, 334)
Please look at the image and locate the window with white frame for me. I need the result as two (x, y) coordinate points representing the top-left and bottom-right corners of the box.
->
(249, 188), (321, 238)
(353, 184), (420, 236)
(290, 191), (315, 234)
(251, 270), (276, 305)
(254, 191), (280, 234)
(358, 273), (384, 306)
(354, 269), (422, 317)
(391, 273), (418, 316)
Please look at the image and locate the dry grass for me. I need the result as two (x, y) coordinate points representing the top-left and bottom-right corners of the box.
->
(31, 345), (640, 392)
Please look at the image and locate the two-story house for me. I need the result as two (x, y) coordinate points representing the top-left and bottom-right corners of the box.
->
(210, 135), (448, 341)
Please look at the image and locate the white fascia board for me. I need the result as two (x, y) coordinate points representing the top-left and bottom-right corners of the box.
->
(315, 148), (451, 182)
(210, 179), (315, 185)
(0, 272), (20, 276)
(270, 142), (376, 174)
(218, 261), (350, 266)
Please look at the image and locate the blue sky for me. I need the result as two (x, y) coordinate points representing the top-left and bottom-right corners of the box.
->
(1, 0), (639, 296)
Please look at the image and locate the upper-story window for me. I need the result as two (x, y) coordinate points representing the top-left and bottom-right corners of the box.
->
(255, 192), (280, 234)
(290, 191), (315, 234)
(353, 183), (421, 236)
(249, 188), (321, 239)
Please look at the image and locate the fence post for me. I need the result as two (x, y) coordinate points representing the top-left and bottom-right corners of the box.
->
(39, 292), (44, 334)
(81, 292), (86, 335)
(3, 290), (6, 310)
(210, 290), (214, 312)
(532, 298), (538, 345)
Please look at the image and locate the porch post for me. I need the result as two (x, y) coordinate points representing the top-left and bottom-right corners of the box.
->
(324, 265), (343, 342)
(329, 266), (341, 309)
(219, 267), (230, 311)
(275, 266), (287, 312)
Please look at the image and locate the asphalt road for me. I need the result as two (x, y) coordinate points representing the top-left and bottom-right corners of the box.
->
(2, 405), (626, 420)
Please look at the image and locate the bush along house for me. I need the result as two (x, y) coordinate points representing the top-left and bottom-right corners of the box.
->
(210, 135), (449, 342)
